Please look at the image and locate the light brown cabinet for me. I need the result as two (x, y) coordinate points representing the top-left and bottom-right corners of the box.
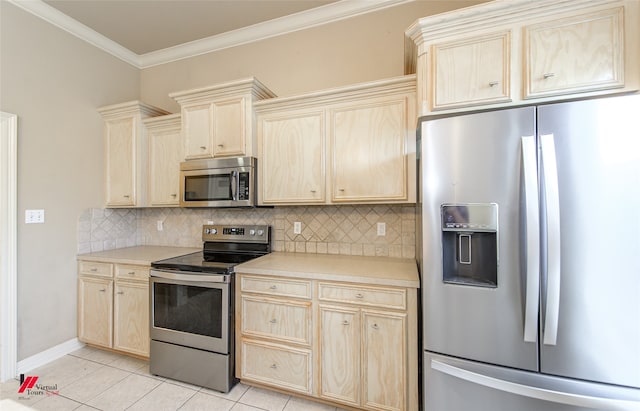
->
(405, 0), (639, 115)
(236, 271), (418, 410)
(98, 101), (169, 207)
(238, 275), (313, 395)
(430, 31), (511, 110)
(77, 260), (150, 357)
(318, 283), (408, 411)
(144, 114), (182, 206)
(523, 7), (625, 99)
(255, 76), (416, 205)
(170, 78), (275, 160)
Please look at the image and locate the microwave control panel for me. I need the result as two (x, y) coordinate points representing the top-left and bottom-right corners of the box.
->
(238, 172), (250, 200)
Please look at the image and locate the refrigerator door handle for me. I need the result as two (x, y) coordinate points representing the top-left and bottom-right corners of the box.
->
(521, 136), (539, 343)
(540, 133), (561, 346)
(431, 359), (640, 411)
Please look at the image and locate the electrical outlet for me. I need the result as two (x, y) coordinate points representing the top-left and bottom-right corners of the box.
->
(25, 209), (45, 224)
(157, 220), (164, 231)
(294, 222), (302, 235)
(377, 222), (386, 236)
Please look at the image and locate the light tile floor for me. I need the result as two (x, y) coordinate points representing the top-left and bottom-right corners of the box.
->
(0, 346), (346, 411)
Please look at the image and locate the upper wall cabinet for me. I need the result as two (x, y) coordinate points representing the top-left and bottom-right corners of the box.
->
(143, 114), (182, 207)
(255, 76), (416, 206)
(523, 7), (624, 99)
(405, 0), (639, 116)
(170, 78), (276, 160)
(98, 101), (169, 208)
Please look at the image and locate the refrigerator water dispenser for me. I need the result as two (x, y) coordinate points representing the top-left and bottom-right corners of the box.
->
(441, 203), (498, 287)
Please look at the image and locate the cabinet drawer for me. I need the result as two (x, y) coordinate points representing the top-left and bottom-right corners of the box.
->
(241, 296), (311, 345)
(115, 264), (149, 281)
(241, 339), (312, 394)
(78, 261), (113, 278)
(241, 276), (312, 299)
(318, 283), (406, 310)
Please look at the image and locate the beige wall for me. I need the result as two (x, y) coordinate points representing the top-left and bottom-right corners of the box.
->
(0, 0), (484, 362)
(141, 1), (485, 112)
(0, 3), (139, 360)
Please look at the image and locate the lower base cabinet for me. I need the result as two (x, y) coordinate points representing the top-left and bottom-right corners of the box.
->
(236, 273), (417, 411)
(77, 260), (150, 357)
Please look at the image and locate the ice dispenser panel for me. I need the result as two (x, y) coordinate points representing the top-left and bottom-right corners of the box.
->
(441, 204), (498, 287)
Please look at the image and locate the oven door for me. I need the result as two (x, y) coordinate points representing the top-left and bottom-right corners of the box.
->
(150, 270), (231, 354)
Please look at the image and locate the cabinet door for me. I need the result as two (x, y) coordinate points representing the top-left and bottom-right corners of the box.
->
(78, 277), (113, 348)
(213, 98), (245, 157)
(524, 7), (624, 99)
(362, 311), (406, 411)
(319, 305), (360, 407)
(149, 127), (182, 206)
(105, 118), (135, 206)
(113, 281), (149, 357)
(431, 31), (511, 110)
(332, 99), (408, 202)
(259, 110), (325, 204)
(183, 104), (213, 159)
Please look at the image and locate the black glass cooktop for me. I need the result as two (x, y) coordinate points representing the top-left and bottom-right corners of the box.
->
(151, 250), (267, 274)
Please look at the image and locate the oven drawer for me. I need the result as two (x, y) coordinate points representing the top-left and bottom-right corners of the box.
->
(78, 261), (113, 278)
(241, 296), (311, 346)
(241, 276), (312, 299)
(241, 339), (312, 395)
(116, 264), (149, 281)
(318, 282), (407, 310)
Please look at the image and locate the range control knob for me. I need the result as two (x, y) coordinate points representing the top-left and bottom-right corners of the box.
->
(249, 229), (256, 236)
(257, 229), (264, 236)
(210, 228), (218, 235)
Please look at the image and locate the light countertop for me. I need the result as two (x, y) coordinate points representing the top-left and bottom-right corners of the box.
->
(77, 246), (200, 266)
(235, 252), (419, 288)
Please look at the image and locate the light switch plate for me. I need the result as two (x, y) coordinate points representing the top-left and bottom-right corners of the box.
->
(377, 222), (386, 236)
(294, 222), (302, 235)
(25, 209), (45, 224)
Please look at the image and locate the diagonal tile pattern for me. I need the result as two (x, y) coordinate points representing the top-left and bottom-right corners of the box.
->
(0, 347), (346, 411)
(78, 205), (416, 259)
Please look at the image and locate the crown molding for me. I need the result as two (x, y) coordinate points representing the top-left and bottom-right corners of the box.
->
(8, 0), (414, 69)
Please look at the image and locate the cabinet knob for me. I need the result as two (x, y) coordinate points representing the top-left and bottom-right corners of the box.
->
(171, 194), (177, 198)
(217, 144), (224, 148)
(269, 285), (277, 290)
(117, 291), (124, 295)
(489, 81), (499, 87)
(128, 271), (135, 275)
(543, 73), (555, 79)
(200, 146), (207, 150)
(355, 293), (364, 299)
(371, 323), (379, 330)
(310, 190), (316, 193)
(123, 195), (130, 198)
(99, 289), (106, 292)
(339, 188), (345, 192)
(270, 363), (278, 369)
(90, 268), (98, 272)
(342, 320), (350, 326)
(269, 318), (277, 324)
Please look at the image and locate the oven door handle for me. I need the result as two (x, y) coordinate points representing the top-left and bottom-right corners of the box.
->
(150, 269), (229, 283)
(230, 170), (238, 201)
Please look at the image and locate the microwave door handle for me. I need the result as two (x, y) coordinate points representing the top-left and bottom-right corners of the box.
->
(230, 170), (238, 201)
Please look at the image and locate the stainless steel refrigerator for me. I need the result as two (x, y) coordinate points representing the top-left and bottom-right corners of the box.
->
(417, 94), (640, 411)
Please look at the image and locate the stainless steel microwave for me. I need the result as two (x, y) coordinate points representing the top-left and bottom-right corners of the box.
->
(180, 157), (256, 207)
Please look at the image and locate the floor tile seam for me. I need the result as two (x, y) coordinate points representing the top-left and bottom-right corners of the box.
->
(123, 381), (199, 411)
(61, 366), (131, 404)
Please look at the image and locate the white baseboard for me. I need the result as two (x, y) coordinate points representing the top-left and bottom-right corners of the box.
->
(16, 338), (85, 375)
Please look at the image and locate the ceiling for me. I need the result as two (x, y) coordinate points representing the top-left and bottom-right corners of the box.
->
(43, 0), (339, 55)
(10, 0), (415, 68)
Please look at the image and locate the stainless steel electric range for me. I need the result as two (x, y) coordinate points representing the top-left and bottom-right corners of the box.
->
(149, 224), (270, 392)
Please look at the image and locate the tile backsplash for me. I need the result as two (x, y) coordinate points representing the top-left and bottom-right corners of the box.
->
(78, 205), (416, 259)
